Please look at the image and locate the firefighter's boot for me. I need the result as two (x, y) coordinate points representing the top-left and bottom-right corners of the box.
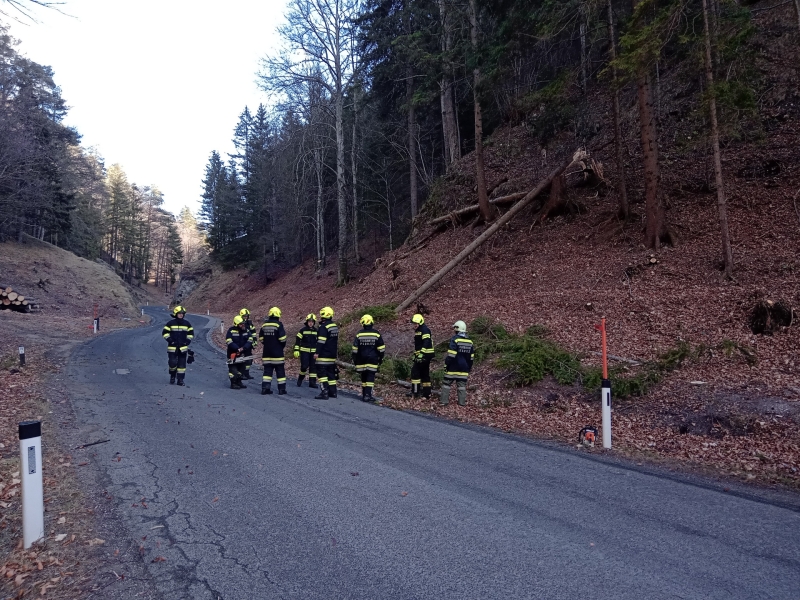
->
(278, 383), (287, 395)
(328, 383), (337, 398)
(309, 376), (318, 389)
(261, 382), (272, 395)
(296, 374), (305, 387)
(169, 374), (176, 385)
(314, 383), (328, 400)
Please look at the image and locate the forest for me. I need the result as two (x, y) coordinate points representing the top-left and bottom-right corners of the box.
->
(0, 24), (192, 290)
(198, 0), (798, 283)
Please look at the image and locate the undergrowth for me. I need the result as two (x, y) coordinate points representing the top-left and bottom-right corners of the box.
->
(339, 303), (398, 327)
(467, 316), (757, 399)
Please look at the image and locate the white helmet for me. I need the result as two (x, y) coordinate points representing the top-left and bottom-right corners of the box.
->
(453, 320), (467, 333)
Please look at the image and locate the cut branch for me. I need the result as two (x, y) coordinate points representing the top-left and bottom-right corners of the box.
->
(428, 192), (527, 226)
(395, 151), (586, 314)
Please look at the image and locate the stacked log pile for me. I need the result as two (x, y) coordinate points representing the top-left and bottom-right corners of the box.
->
(0, 286), (40, 313)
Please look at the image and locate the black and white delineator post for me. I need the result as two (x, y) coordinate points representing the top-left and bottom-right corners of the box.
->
(19, 420), (44, 548)
(594, 318), (612, 449)
(19, 346), (25, 366)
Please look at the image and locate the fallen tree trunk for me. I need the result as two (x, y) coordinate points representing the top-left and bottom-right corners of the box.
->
(428, 192), (527, 226)
(396, 151), (586, 314)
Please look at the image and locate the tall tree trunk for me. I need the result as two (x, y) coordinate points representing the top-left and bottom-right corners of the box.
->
(335, 90), (348, 286)
(407, 69), (419, 219)
(607, 0), (629, 219)
(633, 0), (669, 248)
(468, 0), (493, 222)
(314, 147), (325, 269)
(702, 0), (733, 278)
(580, 3), (588, 95)
(794, 0), (800, 33)
(352, 90), (360, 263)
(438, 0), (459, 169)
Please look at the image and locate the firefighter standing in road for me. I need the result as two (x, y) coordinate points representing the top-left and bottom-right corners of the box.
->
(162, 306), (194, 386)
(409, 313), (434, 399)
(440, 320), (474, 407)
(314, 306), (339, 399)
(293, 314), (318, 388)
(259, 307), (288, 395)
(239, 308), (258, 379)
(351, 314), (386, 402)
(226, 315), (252, 389)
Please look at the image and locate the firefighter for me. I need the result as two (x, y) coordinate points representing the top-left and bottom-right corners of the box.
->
(226, 315), (252, 389)
(313, 306), (338, 399)
(293, 313), (318, 388)
(440, 320), (474, 407)
(351, 314), (386, 402)
(162, 305), (194, 386)
(409, 313), (434, 399)
(239, 308), (258, 379)
(259, 306), (288, 395)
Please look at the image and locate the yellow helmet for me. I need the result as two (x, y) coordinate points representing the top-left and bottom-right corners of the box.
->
(453, 320), (467, 333)
(239, 308), (250, 317)
(269, 306), (282, 318)
(411, 313), (425, 325)
(233, 315), (244, 326)
(360, 314), (374, 326)
(305, 313), (317, 323)
(320, 306), (334, 319)
(172, 305), (186, 317)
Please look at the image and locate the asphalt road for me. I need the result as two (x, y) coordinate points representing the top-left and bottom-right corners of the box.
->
(62, 307), (800, 600)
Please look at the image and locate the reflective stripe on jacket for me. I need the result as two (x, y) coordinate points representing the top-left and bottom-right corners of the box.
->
(351, 327), (385, 370)
(226, 326), (252, 355)
(414, 323), (434, 359)
(315, 320), (339, 363)
(162, 318), (194, 351)
(444, 333), (474, 379)
(258, 317), (287, 362)
(294, 325), (318, 353)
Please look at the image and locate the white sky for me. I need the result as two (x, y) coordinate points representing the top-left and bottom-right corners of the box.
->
(7, 0), (287, 215)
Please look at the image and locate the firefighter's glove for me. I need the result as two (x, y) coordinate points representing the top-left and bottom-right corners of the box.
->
(293, 351), (300, 359)
(414, 351), (424, 361)
(187, 350), (195, 364)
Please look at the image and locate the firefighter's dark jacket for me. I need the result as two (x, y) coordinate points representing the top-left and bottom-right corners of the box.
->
(258, 317), (287, 360)
(414, 323), (434, 360)
(294, 325), (318, 353)
(226, 326), (252, 355)
(162, 318), (194, 351)
(315, 319), (339, 363)
(444, 333), (474, 378)
(351, 326), (386, 367)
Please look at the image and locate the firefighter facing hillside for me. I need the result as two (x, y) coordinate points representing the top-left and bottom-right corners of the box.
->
(259, 307), (287, 395)
(409, 313), (434, 399)
(440, 320), (474, 407)
(351, 314), (385, 402)
(293, 313), (318, 388)
(226, 315), (252, 389)
(239, 308), (258, 379)
(162, 305), (194, 386)
(314, 306), (338, 399)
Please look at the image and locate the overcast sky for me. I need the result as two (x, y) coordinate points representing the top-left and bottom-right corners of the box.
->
(7, 0), (287, 215)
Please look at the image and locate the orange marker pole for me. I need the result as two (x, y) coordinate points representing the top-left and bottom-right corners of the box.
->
(594, 317), (612, 449)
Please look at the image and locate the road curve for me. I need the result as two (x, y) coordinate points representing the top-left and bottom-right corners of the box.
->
(62, 307), (800, 599)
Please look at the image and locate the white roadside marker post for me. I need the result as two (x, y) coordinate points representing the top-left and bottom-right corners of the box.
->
(19, 346), (25, 367)
(594, 317), (612, 449)
(19, 420), (44, 548)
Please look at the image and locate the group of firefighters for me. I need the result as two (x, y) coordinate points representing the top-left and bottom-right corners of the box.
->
(162, 305), (475, 406)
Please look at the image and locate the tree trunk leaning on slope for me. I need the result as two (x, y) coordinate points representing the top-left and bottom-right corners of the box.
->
(607, 0), (629, 219)
(395, 151), (586, 314)
(702, 0), (734, 278)
(428, 192), (527, 226)
(469, 0), (494, 223)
